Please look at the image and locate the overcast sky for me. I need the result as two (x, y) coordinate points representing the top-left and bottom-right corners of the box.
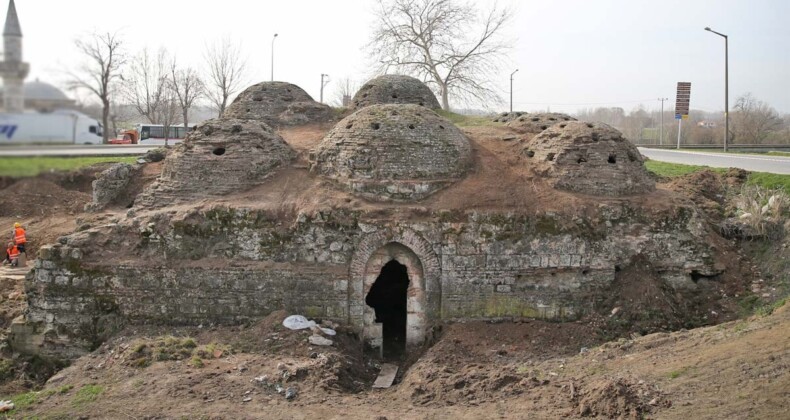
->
(11, 0), (790, 114)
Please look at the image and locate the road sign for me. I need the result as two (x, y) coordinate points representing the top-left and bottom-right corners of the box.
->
(675, 82), (691, 117)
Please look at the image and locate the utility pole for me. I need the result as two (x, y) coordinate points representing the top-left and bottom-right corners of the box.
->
(509, 69), (519, 113)
(658, 97), (667, 145)
(320, 74), (330, 103)
(271, 33), (278, 82)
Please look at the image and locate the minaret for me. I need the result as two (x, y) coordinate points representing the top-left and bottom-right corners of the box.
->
(0, 0), (28, 113)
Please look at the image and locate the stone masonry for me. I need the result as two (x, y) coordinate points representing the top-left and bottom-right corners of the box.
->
(136, 118), (294, 207)
(224, 81), (334, 127)
(309, 104), (472, 201)
(85, 163), (142, 212)
(352, 75), (441, 110)
(507, 113), (576, 134)
(523, 121), (655, 196)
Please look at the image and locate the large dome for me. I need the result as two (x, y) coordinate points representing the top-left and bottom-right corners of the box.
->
(507, 113), (576, 134)
(23, 80), (70, 101)
(352, 75), (441, 110)
(309, 104), (471, 201)
(224, 81), (333, 126)
(522, 121), (654, 196)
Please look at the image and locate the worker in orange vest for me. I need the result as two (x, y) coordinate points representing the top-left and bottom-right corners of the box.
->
(12, 222), (26, 254)
(3, 241), (19, 267)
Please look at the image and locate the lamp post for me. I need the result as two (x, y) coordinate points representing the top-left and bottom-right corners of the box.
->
(320, 73), (330, 103)
(705, 27), (728, 152)
(271, 33), (278, 82)
(509, 69), (519, 113)
(658, 97), (667, 145)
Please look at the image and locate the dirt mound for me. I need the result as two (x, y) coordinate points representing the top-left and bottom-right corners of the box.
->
(574, 377), (668, 418)
(664, 169), (749, 220)
(0, 178), (90, 218)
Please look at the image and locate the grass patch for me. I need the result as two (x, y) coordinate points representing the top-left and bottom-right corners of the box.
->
(766, 151), (790, 157)
(0, 156), (137, 177)
(71, 384), (103, 407)
(435, 110), (497, 127)
(9, 391), (39, 410)
(746, 172), (790, 195)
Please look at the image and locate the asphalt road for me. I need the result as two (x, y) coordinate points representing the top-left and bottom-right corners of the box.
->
(0, 145), (158, 157)
(639, 148), (790, 175)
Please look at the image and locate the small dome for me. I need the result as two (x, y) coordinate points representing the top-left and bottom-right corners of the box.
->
(507, 113), (576, 134)
(224, 81), (333, 126)
(309, 104), (471, 201)
(522, 121), (654, 196)
(23, 80), (71, 101)
(136, 119), (295, 207)
(352, 75), (441, 110)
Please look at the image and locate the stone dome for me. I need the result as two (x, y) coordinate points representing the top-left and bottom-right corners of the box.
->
(352, 75), (441, 110)
(136, 118), (295, 207)
(507, 113), (576, 134)
(522, 121), (655, 196)
(23, 80), (70, 101)
(309, 104), (471, 201)
(224, 81), (333, 127)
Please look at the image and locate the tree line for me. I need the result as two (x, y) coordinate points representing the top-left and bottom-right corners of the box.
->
(576, 93), (790, 146)
(67, 32), (248, 144)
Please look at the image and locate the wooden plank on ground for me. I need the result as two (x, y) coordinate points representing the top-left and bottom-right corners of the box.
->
(372, 363), (399, 389)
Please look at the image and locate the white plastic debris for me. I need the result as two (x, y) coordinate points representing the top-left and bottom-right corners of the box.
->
(0, 400), (14, 412)
(282, 315), (316, 330)
(308, 335), (333, 346)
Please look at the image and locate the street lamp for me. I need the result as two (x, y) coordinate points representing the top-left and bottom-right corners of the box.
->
(320, 73), (330, 103)
(705, 26), (728, 152)
(271, 33), (278, 82)
(509, 69), (518, 113)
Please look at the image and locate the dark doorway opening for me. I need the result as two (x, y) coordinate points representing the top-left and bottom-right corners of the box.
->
(365, 260), (410, 359)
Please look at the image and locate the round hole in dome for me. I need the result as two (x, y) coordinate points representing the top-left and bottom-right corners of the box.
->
(408, 124), (415, 129)
(531, 117), (540, 122)
(439, 125), (445, 129)
(213, 147), (226, 156)
(346, 123), (353, 129)
(371, 122), (381, 130)
(391, 94), (398, 99)
(547, 152), (555, 161)
(559, 124), (567, 128)
(419, 102), (424, 106)
(608, 154), (617, 164)
(526, 150), (535, 157)
(540, 125), (548, 130)
(587, 123), (594, 128)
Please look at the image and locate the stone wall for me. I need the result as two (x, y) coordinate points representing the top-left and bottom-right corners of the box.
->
(86, 163), (142, 212)
(18, 203), (719, 358)
(507, 113), (576, 134)
(309, 104), (472, 201)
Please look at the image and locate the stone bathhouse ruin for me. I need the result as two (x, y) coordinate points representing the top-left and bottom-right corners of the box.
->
(13, 76), (737, 360)
(351, 74), (441, 110)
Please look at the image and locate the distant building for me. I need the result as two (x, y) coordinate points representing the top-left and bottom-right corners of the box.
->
(0, 0), (74, 113)
(697, 121), (717, 128)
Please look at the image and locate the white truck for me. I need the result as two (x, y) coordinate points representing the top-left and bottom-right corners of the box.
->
(0, 109), (104, 145)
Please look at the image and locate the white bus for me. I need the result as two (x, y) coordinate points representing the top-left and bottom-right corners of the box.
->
(137, 124), (192, 145)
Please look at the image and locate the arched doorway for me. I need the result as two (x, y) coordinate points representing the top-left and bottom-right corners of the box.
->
(360, 242), (426, 358)
(365, 260), (410, 358)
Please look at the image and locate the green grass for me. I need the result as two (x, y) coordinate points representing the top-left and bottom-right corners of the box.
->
(0, 156), (137, 177)
(645, 160), (790, 194)
(766, 151), (790, 157)
(71, 384), (103, 407)
(435, 110), (498, 127)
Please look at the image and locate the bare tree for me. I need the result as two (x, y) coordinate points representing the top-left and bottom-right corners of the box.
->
(203, 37), (247, 117)
(170, 58), (204, 130)
(331, 77), (359, 107)
(732, 93), (783, 144)
(122, 48), (183, 146)
(67, 31), (125, 143)
(368, 0), (512, 110)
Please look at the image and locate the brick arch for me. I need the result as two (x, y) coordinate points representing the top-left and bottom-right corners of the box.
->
(348, 228), (441, 343)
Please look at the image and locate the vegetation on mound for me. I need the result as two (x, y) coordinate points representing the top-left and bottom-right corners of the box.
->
(645, 160), (790, 194)
(435, 110), (498, 127)
(125, 336), (230, 368)
(0, 156), (137, 177)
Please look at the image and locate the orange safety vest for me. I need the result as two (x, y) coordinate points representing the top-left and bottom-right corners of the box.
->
(7, 245), (19, 259)
(14, 227), (25, 245)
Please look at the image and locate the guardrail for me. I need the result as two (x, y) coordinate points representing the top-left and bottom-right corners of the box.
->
(637, 144), (790, 151)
